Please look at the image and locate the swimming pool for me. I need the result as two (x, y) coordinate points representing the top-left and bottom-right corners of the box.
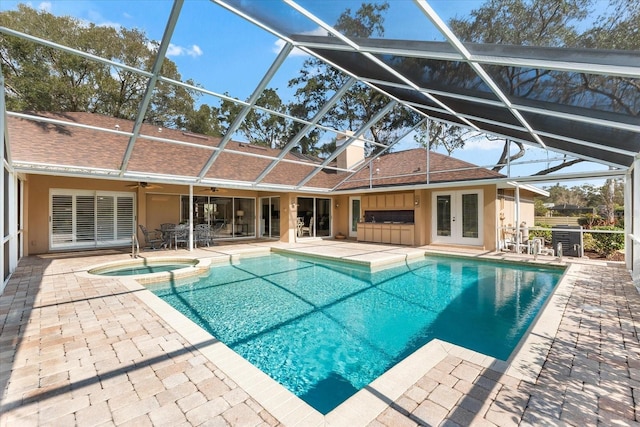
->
(148, 253), (563, 414)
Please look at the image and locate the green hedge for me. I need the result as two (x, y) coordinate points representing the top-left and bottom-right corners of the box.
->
(585, 226), (624, 258)
(530, 223), (552, 244)
(534, 223), (624, 258)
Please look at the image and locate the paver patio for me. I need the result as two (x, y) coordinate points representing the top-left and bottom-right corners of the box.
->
(1, 242), (638, 426)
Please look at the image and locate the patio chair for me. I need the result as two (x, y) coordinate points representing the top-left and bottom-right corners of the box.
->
(210, 222), (226, 244)
(173, 224), (189, 249)
(296, 217), (304, 237)
(159, 223), (176, 248)
(195, 224), (212, 247)
(300, 218), (314, 237)
(139, 225), (163, 249)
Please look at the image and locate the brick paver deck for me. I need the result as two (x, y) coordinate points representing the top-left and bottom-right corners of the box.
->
(1, 244), (638, 426)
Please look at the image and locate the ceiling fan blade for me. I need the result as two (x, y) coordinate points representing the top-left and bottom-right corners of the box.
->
(126, 181), (162, 189)
(199, 187), (227, 194)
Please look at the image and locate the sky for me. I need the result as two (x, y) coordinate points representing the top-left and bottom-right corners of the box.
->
(0, 0), (614, 188)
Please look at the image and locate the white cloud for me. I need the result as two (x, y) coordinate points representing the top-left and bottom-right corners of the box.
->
(272, 26), (328, 56)
(71, 9), (121, 30)
(96, 20), (122, 30)
(166, 43), (203, 58)
(38, 2), (52, 12)
(189, 44), (202, 57)
(463, 136), (505, 151)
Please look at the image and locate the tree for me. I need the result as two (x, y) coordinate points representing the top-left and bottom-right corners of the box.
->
(447, 0), (591, 173)
(183, 104), (224, 137)
(240, 89), (288, 148)
(445, 0), (638, 174)
(286, 2), (416, 156)
(599, 178), (624, 223)
(534, 199), (548, 216)
(413, 121), (469, 156)
(0, 5), (200, 129)
(540, 180), (624, 218)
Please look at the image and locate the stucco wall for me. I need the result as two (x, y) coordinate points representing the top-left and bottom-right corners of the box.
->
(498, 188), (536, 232)
(24, 173), (528, 254)
(351, 186), (499, 249)
(26, 175), (139, 254)
(417, 185), (497, 250)
(24, 175), (278, 254)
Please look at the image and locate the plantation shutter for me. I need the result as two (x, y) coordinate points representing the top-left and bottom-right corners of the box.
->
(96, 195), (115, 243)
(116, 196), (135, 240)
(51, 195), (73, 245)
(76, 196), (96, 243)
(50, 190), (135, 250)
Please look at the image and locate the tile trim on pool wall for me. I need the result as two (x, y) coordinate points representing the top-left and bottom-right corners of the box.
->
(505, 263), (577, 383)
(79, 256), (210, 284)
(272, 246), (426, 271)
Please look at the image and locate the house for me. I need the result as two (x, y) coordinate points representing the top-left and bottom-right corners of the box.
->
(548, 204), (595, 216)
(7, 111), (543, 255)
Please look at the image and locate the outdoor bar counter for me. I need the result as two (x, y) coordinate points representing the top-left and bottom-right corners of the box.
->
(357, 222), (415, 246)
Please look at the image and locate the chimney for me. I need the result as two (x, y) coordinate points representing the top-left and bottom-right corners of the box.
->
(336, 130), (365, 172)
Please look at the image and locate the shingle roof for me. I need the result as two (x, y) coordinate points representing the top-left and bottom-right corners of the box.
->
(8, 111), (502, 191)
(334, 149), (504, 190)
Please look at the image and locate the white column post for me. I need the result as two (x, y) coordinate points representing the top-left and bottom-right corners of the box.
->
(625, 168), (632, 271)
(633, 159), (640, 283)
(189, 185), (194, 251)
(426, 120), (430, 185)
(514, 183), (521, 253)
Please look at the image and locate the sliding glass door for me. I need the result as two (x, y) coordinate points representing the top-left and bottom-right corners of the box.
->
(297, 197), (331, 238)
(259, 197), (280, 239)
(181, 195), (255, 238)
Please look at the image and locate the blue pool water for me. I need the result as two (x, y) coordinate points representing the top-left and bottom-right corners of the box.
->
(148, 253), (563, 414)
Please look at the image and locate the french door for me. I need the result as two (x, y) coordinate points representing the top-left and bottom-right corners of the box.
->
(349, 196), (361, 238)
(432, 190), (483, 245)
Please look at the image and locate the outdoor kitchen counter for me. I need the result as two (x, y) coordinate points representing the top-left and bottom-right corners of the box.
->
(357, 222), (414, 246)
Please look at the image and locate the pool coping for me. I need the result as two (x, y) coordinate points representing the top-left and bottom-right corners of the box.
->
(109, 247), (573, 426)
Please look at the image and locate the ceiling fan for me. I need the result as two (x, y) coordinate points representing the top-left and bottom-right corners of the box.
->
(199, 187), (228, 194)
(125, 181), (162, 189)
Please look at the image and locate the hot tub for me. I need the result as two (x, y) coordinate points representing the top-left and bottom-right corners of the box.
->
(88, 257), (209, 283)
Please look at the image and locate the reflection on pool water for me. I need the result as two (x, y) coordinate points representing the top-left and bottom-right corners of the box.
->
(148, 253), (563, 414)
